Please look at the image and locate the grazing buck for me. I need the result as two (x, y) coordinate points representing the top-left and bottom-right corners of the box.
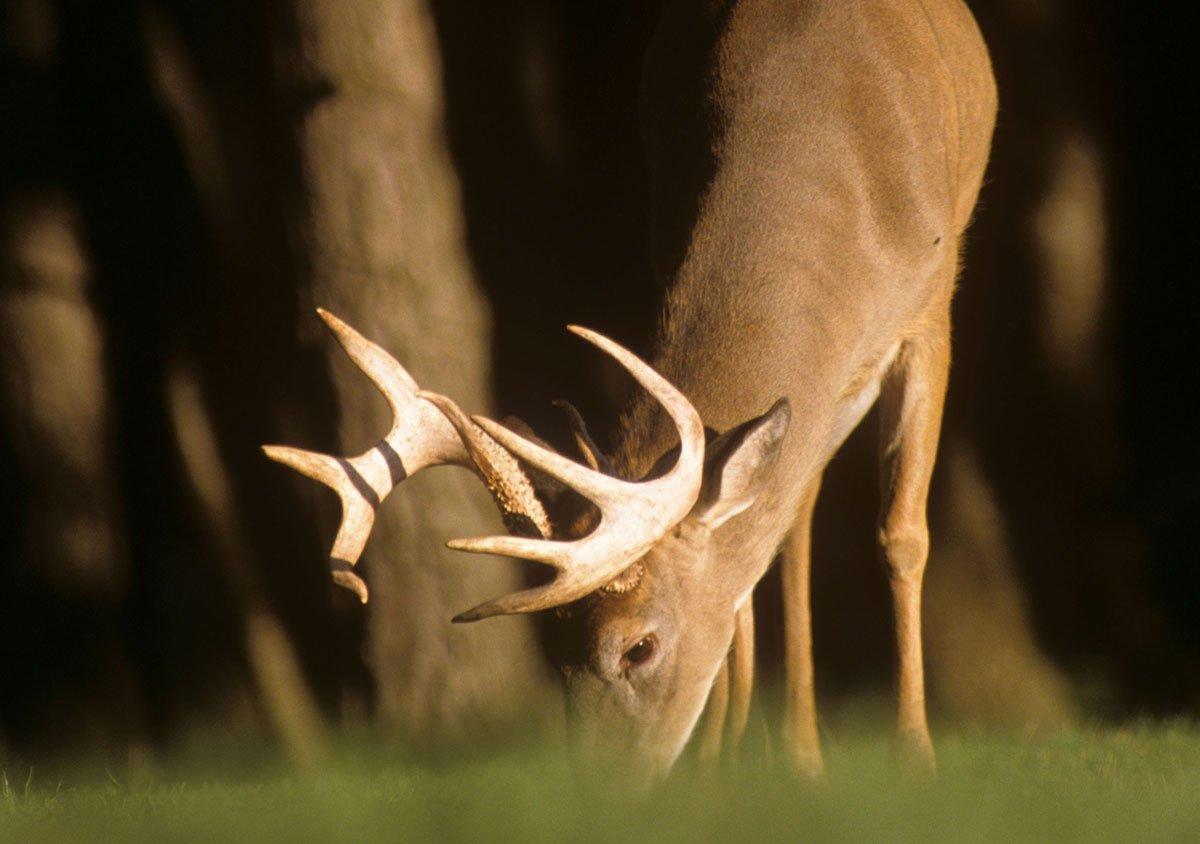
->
(265, 0), (996, 786)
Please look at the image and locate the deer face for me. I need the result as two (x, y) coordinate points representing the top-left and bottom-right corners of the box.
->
(545, 403), (791, 786)
(550, 541), (735, 786)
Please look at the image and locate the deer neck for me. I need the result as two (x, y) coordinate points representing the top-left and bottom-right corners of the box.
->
(612, 249), (884, 519)
(613, 0), (978, 553)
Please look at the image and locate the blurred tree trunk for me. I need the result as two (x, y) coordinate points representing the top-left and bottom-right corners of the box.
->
(0, 192), (144, 750)
(939, 0), (1169, 717)
(269, 0), (546, 732)
(0, 0), (145, 755)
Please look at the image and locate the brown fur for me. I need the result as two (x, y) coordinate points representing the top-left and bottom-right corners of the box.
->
(549, 0), (996, 782)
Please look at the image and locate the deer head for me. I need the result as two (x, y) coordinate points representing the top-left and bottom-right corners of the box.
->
(266, 310), (789, 785)
(543, 397), (790, 786)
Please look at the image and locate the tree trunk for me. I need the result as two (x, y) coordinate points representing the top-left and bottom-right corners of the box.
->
(273, 0), (546, 732)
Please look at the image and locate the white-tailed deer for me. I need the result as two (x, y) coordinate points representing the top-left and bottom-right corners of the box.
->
(265, 0), (996, 786)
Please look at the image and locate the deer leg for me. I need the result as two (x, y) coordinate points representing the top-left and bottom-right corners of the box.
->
(728, 599), (756, 759)
(877, 306), (951, 773)
(696, 659), (730, 765)
(781, 475), (824, 778)
(696, 602), (753, 770)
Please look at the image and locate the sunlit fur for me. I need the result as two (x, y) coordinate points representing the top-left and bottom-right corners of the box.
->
(544, 0), (996, 783)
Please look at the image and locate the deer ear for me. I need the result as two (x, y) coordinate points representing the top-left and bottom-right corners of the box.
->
(688, 399), (790, 532)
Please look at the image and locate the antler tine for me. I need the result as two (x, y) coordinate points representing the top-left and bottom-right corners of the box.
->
(261, 443), (344, 489)
(444, 327), (707, 620)
(566, 325), (706, 493)
(452, 572), (610, 623)
(317, 308), (417, 432)
(463, 321), (708, 510)
(418, 390), (553, 539)
(470, 415), (627, 506)
(261, 444), (373, 603)
(446, 535), (567, 566)
(552, 399), (614, 474)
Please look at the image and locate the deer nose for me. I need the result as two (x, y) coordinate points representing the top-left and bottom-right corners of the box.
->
(567, 731), (662, 795)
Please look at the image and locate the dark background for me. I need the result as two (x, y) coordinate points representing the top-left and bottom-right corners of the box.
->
(1, 0), (1195, 766)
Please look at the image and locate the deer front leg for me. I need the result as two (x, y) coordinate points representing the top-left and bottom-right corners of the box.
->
(697, 659), (730, 765)
(727, 599), (755, 758)
(782, 476), (823, 778)
(696, 602), (754, 771)
(877, 306), (951, 774)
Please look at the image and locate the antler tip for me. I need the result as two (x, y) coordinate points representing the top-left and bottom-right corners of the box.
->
(259, 445), (349, 492)
(452, 595), (512, 622)
(332, 568), (370, 604)
(415, 389), (448, 407)
(261, 443), (291, 463)
(315, 306), (340, 330)
(315, 306), (348, 333)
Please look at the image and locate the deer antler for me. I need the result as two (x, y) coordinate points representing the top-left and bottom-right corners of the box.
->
(265, 313), (702, 624)
(444, 327), (706, 622)
(551, 399), (615, 475)
(263, 309), (550, 603)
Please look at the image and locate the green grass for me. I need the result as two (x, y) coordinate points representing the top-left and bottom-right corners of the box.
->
(3, 721), (1199, 842)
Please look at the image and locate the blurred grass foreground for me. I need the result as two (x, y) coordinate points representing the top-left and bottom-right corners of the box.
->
(3, 721), (1199, 843)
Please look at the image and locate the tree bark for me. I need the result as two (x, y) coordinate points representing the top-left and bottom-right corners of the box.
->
(273, 0), (546, 732)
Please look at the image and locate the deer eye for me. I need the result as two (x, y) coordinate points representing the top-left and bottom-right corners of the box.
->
(621, 635), (657, 672)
